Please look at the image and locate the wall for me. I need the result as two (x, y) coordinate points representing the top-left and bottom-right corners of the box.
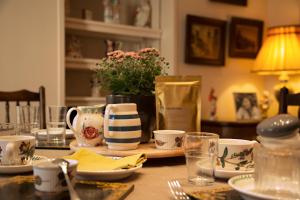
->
(0, 0), (64, 122)
(176, 0), (268, 120)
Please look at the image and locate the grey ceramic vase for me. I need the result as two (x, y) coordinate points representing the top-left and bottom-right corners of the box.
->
(257, 114), (300, 138)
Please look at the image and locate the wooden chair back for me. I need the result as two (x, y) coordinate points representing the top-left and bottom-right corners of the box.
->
(278, 87), (300, 118)
(0, 86), (46, 128)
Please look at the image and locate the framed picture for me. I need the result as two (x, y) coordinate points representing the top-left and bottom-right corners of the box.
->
(233, 93), (261, 120)
(210, 0), (247, 6)
(185, 15), (226, 66)
(229, 17), (264, 58)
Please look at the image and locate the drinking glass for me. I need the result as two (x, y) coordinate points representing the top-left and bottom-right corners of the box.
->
(19, 105), (40, 135)
(184, 132), (219, 185)
(0, 123), (17, 136)
(47, 106), (67, 144)
(254, 144), (300, 199)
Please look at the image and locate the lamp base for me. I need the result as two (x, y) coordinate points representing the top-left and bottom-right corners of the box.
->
(274, 77), (293, 101)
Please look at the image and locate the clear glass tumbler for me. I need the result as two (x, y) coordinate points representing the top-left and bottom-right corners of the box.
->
(184, 132), (219, 185)
(0, 123), (17, 136)
(47, 106), (67, 144)
(19, 105), (40, 135)
(254, 143), (300, 199)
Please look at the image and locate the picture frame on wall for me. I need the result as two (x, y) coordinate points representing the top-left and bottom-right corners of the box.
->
(210, 0), (247, 6)
(229, 17), (264, 58)
(185, 15), (226, 66)
(233, 92), (261, 120)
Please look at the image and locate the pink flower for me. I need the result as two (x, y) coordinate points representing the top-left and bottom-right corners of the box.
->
(107, 50), (124, 58)
(124, 51), (141, 59)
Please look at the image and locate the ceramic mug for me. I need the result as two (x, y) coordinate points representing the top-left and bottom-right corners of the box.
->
(0, 135), (35, 165)
(217, 139), (256, 171)
(153, 130), (185, 150)
(33, 159), (78, 192)
(104, 103), (141, 150)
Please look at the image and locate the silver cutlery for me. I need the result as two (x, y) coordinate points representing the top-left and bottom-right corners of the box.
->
(53, 159), (80, 200)
(168, 180), (190, 200)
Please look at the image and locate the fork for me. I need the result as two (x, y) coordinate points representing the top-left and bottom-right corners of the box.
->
(168, 180), (190, 200)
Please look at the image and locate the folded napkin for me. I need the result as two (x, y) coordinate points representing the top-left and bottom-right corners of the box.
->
(64, 149), (147, 171)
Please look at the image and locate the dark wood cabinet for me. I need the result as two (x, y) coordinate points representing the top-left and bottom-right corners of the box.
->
(201, 119), (259, 140)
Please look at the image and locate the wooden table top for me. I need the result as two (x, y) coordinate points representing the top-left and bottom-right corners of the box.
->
(0, 149), (238, 200)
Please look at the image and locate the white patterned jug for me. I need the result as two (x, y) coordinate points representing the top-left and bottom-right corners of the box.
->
(104, 103), (141, 150)
(66, 105), (105, 147)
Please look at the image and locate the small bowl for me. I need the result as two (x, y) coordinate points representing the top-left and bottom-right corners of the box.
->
(33, 159), (78, 193)
(153, 130), (185, 150)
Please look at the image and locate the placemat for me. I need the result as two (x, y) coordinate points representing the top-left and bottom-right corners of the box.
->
(0, 176), (134, 200)
(180, 180), (242, 200)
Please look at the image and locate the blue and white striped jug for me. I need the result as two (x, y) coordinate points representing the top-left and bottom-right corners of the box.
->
(104, 103), (141, 150)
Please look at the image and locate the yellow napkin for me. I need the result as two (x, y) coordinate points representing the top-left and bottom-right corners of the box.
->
(64, 149), (147, 171)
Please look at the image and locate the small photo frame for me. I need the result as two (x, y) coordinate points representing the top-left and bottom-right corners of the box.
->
(233, 92), (261, 120)
(185, 15), (226, 66)
(229, 17), (264, 58)
(210, 0), (247, 6)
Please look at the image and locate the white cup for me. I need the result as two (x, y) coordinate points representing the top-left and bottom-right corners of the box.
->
(0, 135), (35, 165)
(33, 159), (78, 192)
(153, 130), (185, 150)
(217, 139), (256, 171)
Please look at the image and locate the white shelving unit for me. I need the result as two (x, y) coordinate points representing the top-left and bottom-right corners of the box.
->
(65, 57), (99, 70)
(64, 0), (176, 106)
(66, 17), (161, 40)
(66, 96), (106, 106)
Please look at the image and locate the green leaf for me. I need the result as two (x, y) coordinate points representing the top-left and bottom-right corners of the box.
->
(222, 147), (228, 158)
(239, 160), (248, 166)
(221, 158), (225, 168)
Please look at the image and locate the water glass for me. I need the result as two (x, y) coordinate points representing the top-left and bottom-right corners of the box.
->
(184, 132), (219, 185)
(254, 144), (300, 199)
(47, 106), (67, 144)
(19, 105), (40, 135)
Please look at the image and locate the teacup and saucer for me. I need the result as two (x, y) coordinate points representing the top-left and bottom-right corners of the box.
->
(0, 135), (46, 174)
(215, 139), (256, 179)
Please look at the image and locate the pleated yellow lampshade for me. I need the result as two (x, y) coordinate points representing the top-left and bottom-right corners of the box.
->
(252, 25), (300, 79)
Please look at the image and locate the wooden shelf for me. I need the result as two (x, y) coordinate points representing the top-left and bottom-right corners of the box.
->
(65, 18), (161, 40)
(65, 57), (99, 70)
(66, 96), (106, 106)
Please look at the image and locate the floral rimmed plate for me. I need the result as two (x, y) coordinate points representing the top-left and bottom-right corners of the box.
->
(228, 174), (294, 200)
(76, 164), (143, 181)
(0, 155), (47, 174)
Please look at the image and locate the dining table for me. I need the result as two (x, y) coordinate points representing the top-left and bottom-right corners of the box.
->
(0, 135), (243, 200)
(37, 149), (187, 200)
(0, 148), (189, 200)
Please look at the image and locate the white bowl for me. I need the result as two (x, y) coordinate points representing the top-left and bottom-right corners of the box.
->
(153, 130), (185, 150)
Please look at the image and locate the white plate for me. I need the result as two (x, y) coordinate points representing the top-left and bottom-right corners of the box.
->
(0, 155), (47, 174)
(228, 174), (287, 200)
(215, 167), (254, 179)
(76, 164), (143, 181)
(37, 129), (74, 139)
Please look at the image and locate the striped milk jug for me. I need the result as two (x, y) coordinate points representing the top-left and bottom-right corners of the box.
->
(104, 103), (141, 150)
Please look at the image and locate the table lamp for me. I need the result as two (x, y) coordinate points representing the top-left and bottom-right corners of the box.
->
(252, 25), (300, 98)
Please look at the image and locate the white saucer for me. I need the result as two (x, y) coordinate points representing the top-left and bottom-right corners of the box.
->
(76, 164), (143, 181)
(37, 129), (74, 139)
(215, 167), (254, 179)
(228, 174), (285, 200)
(0, 155), (47, 174)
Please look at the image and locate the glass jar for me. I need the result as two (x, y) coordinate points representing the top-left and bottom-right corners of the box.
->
(254, 143), (300, 199)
